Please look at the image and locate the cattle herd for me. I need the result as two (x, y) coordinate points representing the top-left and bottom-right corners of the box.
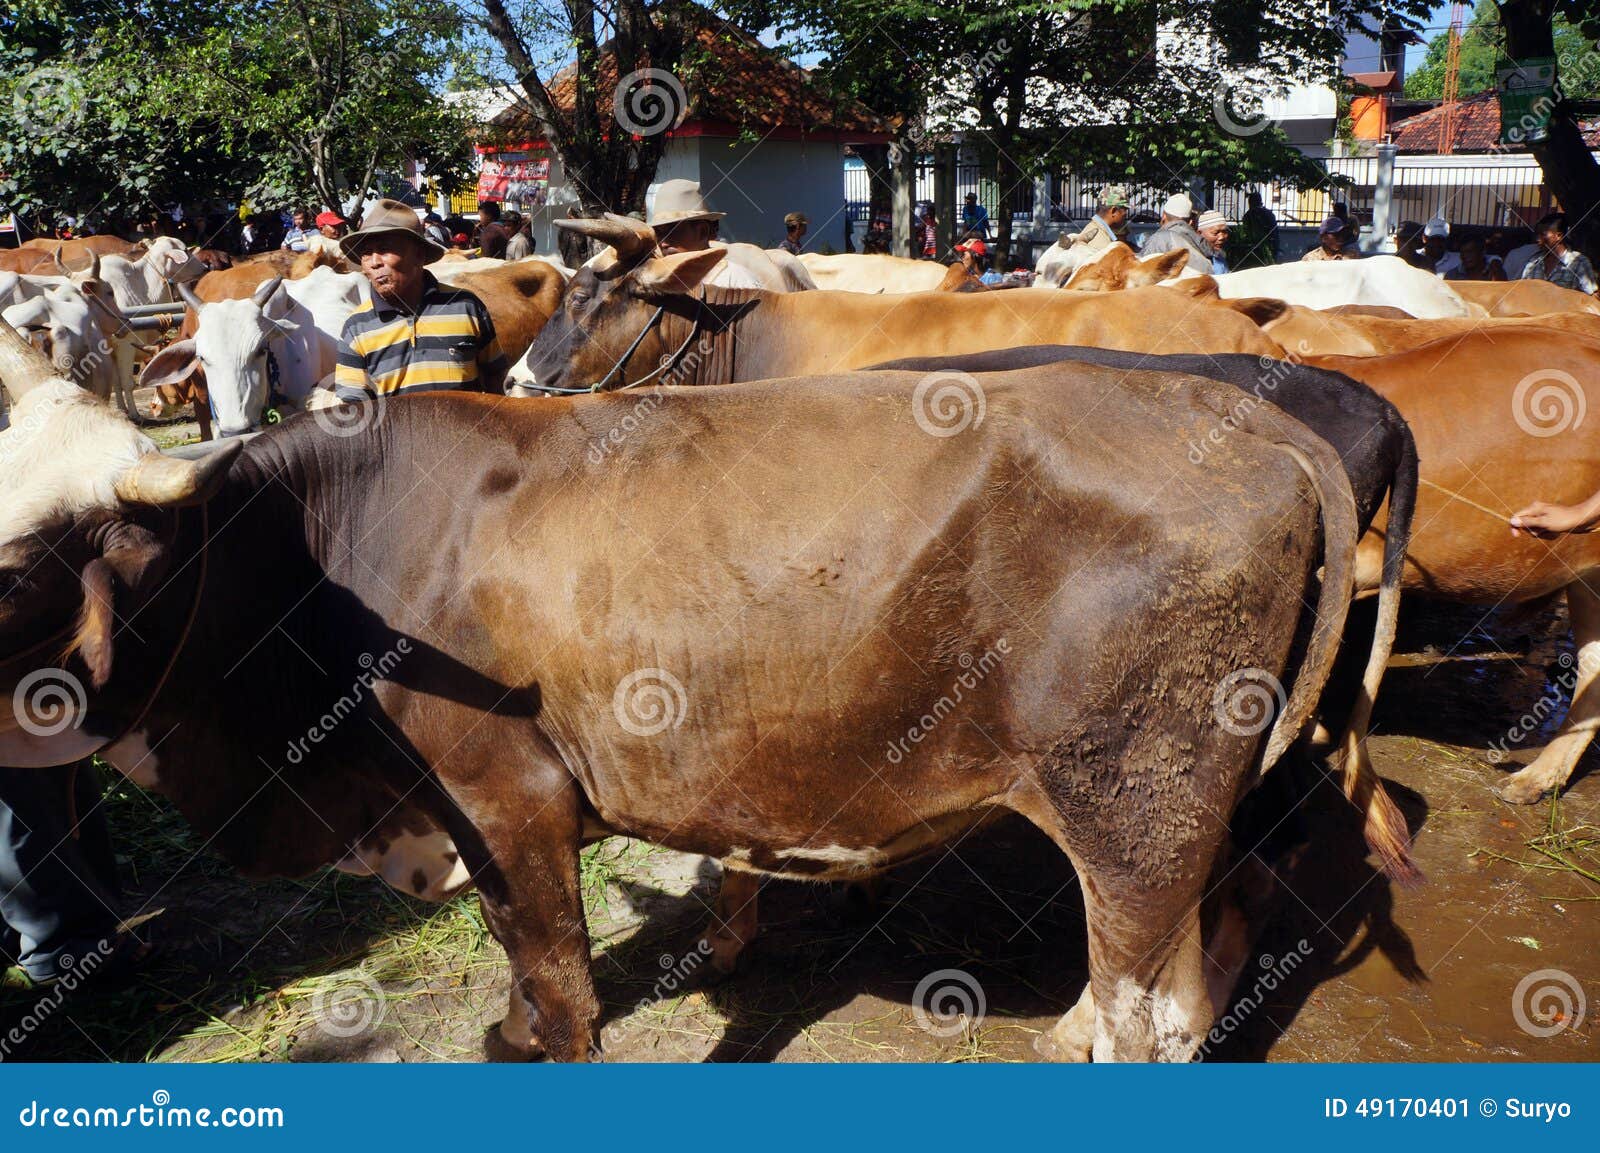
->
(1, 217), (1598, 1063)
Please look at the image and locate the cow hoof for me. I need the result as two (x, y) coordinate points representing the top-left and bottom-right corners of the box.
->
(1495, 772), (1553, 806)
(1033, 1027), (1092, 1063)
(483, 1022), (542, 1063)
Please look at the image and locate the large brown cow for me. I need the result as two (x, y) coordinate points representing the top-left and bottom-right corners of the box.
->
(509, 215), (1284, 391)
(0, 318), (1388, 1063)
(1310, 330), (1600, 803)
(1256, 302), (1600, 357)
(1450, 279), (1600, 317)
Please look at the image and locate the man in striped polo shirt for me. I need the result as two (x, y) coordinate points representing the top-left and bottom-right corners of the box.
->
(334, 199), (508, 402)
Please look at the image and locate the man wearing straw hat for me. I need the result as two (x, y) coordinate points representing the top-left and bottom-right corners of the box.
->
(646, 179), (764, 288)
(333, 198), (508, 403)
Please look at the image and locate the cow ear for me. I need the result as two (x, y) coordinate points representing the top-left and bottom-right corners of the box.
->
(1224, 296), (1290, 327)
(1162, 274), (1220, 300)
(70, 527), (174, 690)
(631, 249), (727, 299)
(140, 338), (200, 389)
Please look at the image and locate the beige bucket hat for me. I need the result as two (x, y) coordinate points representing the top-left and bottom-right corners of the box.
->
(648, 180), (727, 227)
(339, 198), (445, 263)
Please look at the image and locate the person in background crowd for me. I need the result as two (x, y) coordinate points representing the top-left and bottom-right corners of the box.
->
(475, 200), (509, 259)
(960, 192), (991, 241)
(780, 211), (808, 255)
(1423, 217), (1460, 278)
(1499, 230), (1540, 280)
(504, 212), (533, 260)
(843, 205), (855, 253)
(1394, 221), (1427, 268)
(1237, 191), (1279, 266)
(954, 238), (1004, 285)
(334, 199), (507, 403)
(1519, 212), (1598, 294)
(1058, 185), (1129, 259)
(316, 210), (348, 240)
(1445, 235), (1506, 282)
(238, 214), (259, 253)
(282, 210), (314, 253)
(1303, 215), (1359, 261)
(863, 213), (891, 255)
(1, 764), (146, 990)
(421, 211), (451, 249)
(1196, 210), (1231, 274)
(1140, 193), (1210, 273)
(919, 204), (939, 259)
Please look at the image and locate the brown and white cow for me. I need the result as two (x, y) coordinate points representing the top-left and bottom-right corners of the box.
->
(509, 215), (1284, 391)
(0, 315), (1399, 1062)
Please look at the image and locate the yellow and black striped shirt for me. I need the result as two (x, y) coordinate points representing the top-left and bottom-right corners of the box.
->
(334, 273), (508, 401)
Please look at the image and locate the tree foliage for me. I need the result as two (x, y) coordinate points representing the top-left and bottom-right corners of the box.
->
(1406, 0), (1600, 100)
(0, 0), (472, 230)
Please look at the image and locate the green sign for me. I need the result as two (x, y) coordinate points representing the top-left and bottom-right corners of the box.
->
(1498, 56), (1557, 146)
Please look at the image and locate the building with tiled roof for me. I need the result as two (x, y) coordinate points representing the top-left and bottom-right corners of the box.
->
(461, 6), (890, 253)
(1389, 90), (1600, 154)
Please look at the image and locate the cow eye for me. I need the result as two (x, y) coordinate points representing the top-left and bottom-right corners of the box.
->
(569, 291), (589, 306)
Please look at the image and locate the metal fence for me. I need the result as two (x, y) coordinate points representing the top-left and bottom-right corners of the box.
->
(846, 153), (1558, 236)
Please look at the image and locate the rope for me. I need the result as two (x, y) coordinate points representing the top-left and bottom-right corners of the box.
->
(1419, 476), (1512, 523)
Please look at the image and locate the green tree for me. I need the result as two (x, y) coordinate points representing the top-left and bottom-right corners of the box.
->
(1406, 0), (1600, 99)
(784, 0), (1434, 260)
(0, 0), (473, 232)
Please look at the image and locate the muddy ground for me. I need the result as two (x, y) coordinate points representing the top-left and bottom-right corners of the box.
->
(2, 598), (1595, 1063)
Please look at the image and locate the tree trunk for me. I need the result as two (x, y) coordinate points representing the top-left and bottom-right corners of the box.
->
(891, 142), (915, 257)
(1500, 0), (1600, 258)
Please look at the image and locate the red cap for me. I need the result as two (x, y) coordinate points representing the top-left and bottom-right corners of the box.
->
(956, 239), (988, 256)
(314, 210), (346, 227)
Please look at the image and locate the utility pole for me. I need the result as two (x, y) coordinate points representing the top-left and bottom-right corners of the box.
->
(1440, 1), (1467, 154)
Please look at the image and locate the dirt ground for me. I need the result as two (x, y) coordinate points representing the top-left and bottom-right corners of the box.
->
(2, 598), (1595, 1064)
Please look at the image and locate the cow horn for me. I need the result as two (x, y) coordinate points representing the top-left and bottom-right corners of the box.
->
(84, 252), (101, 281)
(554, 213), (657, 262)
(178, 280), (204, 311)
(114, 439), (244, 507)
(52, 243), (70, 275)
(252, 276), (284, 307)
(0, 315), (59, 403)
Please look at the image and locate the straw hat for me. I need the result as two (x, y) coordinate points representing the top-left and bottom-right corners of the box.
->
(339, 199), (444, 264)
(649, 180), (727, 227)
